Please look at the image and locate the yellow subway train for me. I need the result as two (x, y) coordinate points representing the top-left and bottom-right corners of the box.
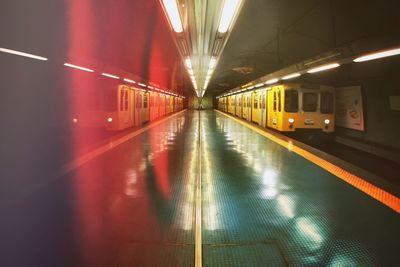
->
(218, 83), (334, 133)
(72, 84), (184, 131)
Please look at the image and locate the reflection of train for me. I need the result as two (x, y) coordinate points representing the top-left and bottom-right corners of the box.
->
(73, 84), (184, 131)
(218, 83), (334, 133)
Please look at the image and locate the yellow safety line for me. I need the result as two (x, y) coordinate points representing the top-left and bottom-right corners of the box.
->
(58, 110), (187, 176)
(216, 110), (400, 214)
(195, 110), (203, 267)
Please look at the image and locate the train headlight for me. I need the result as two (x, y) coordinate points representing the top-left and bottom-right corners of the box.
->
(72, 118), (78, 123)
(324, 119), (330, 124)
(107, 117), (113, 123)
(288, 118), (295, 124)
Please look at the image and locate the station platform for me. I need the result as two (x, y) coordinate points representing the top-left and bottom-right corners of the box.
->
(1, 110), (399, 267)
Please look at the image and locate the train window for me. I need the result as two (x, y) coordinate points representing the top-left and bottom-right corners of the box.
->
(284, 89), (298, 112)
(254, 96), (258, 109)
(119, 90), (124, 111)
(136, 94), (141, 108)
(320, 92), (334, 114)
(273, 92), (277, 111)
(105, 89), (117, 112)
(278, 91), (281, 112)
(143, 94), (148, 108)
(303, 92), (318, 112)
(124, 91), (128, 110)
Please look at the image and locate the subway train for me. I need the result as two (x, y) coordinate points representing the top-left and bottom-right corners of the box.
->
(217, 83), (335, 133)
(72, 84), (184, 131)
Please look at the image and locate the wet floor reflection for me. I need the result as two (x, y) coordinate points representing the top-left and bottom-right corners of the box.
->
(1, 112), (197, 267)
(204, 110), (398, 266)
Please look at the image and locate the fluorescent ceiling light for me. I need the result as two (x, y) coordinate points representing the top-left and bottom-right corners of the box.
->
(101, 73), (119, 79)
(123, 78), (136, 84)
(282, 73), (301, 80)
(162, 0), (183, 33)
(353, 47), (400, 62)
(147, 85), (154, 89)
(0, 47), (48, 61)
(266, 78), (279, 84)
(255, 83), (264, 88)
(185, 57), (192, 69)
(138, 83), (147, 87)
(307, 63), (340, 73)
(64, 63), (94, 72)
(218, 0), (241, 33)
(247, 86), (254, 90)
(209, 57), (217, 69)
(207, 68), (214, 76)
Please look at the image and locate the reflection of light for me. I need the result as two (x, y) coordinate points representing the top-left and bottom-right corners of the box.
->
(64, 63), (94, 72)
(162, 0), (184, 33)
(297, 218), (323, 244)
(101, 72), (120, 79)
(262, 187), (278, 199)
(262, 169), (277, 185)
(218, 0), (241, 33)
(0, 47), (48, 61)
(287, 141), (293, 151)
(205, 203), (219, 230)
(125, 170), (138, 197)
(262, 169), (278, 199)
(277, 195), (295, 219)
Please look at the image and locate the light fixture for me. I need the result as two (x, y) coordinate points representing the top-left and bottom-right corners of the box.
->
(64, 63), (94, 72)
(107, 117), (113, 123)
(282, 73), (301, 80)
(247, 86), (254, 90)
(147, 85), (154, 89)
(353, 47), (400, 62)
(288, 118), (294, 124)
(185, 57), (192, 69)
(307, 63), (340, 73)
(266, 78), (279, 84)
(101, 73), (120, 79)
(0, 47), (48, 61)
(123, 78), (136, 84)
(138, 83), (147, 87)
(324, 119), (330, 124)
(162, 0), (183, 33)
(207, 68), (214, 76)
(255, 83), (264, 88)
(209, 57), (217, 69)
(218, 0), (241, 33)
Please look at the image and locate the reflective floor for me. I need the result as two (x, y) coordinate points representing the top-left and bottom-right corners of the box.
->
(1, 110), (399, 267)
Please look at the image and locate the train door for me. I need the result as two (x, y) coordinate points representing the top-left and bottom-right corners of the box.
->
(251, 92), (259, 124)
(242, 95), (248, 119)
(160, 94), (166, 116)
(141, 91), (149, 123)
(259, 89), (267, 127)
(155, 93), (160, 119)
(267, 85), (283, 131)
(166, 95), (170, 114)
(246, 93), (252, 121)
(235, 95), (241, 117)
(134, 90), (141, 126)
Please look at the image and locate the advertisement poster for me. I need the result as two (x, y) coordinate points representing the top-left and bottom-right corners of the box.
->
(335, 86), (365, 131)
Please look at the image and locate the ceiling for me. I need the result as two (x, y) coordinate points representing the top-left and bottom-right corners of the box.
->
(1, 0), (399, 98)
(205, 0), (400, 97)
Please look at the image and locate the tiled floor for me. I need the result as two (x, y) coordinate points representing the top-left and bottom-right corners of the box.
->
(1, 110), (399, 267)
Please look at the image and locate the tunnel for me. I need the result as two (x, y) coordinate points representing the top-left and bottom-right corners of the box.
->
(0, 0), (400, 266)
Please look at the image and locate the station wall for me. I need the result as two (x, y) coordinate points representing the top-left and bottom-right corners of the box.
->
(301, 57), (400, 162)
